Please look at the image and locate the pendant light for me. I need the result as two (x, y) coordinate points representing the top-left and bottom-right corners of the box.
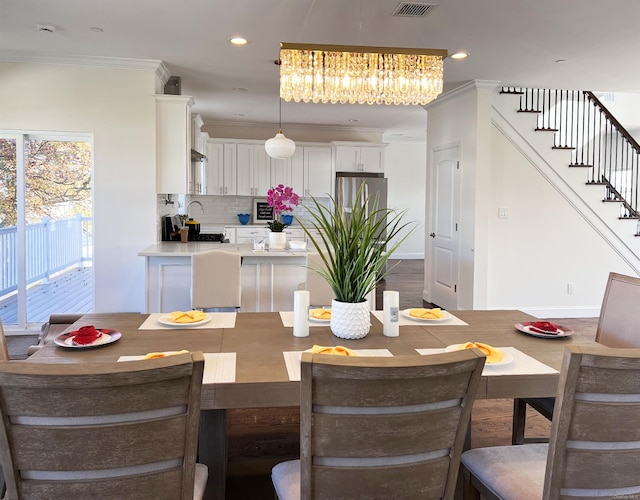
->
(265, 97), (295, 159)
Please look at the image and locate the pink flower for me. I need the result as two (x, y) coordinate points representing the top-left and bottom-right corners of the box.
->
(267, 185), (299, 216)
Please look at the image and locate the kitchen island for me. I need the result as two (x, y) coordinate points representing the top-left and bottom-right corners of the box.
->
(139, 242), (313, 313)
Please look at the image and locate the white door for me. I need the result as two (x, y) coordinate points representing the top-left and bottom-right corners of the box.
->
(429, 146), (460, 309)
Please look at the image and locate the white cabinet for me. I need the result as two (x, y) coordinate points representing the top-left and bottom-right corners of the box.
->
(303, 146), (333, 197)
(334, 143), (385, 173)
(290, 146), (333, 199)
(155, 95), (194, 194)
(270, 155), (293, 188)
(235, 226), (267, 244)
(204, 141), (229, 195)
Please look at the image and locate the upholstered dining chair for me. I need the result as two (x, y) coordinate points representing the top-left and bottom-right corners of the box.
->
(191, 249), (241, 311)
(512, 271), (640, 445)
(303, 252), (335, 307)
(271, 349), (487, 500)
(463, 344), (640, 500)
(0, 352), (208, 500)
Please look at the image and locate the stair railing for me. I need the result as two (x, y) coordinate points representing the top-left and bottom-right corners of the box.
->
(501, 87), (640, 224)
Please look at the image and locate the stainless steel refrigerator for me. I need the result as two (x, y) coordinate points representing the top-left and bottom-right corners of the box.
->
(335, 173), (388, 239)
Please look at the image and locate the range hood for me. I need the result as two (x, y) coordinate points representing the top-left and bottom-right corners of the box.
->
(191, 149), (207, 162)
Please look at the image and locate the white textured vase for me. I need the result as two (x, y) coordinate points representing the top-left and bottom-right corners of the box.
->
(330, 299), (371, 340)
(268, 231), (287, 250)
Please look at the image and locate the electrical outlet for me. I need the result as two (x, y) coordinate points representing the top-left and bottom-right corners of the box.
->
(567, 282), (576, 294)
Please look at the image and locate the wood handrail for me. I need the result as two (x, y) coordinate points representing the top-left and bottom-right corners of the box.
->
(584, 91), (640, 155)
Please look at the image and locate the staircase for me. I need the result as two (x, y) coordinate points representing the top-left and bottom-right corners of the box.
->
(501, 87), (640, 230)
(494, 86), (640, 272)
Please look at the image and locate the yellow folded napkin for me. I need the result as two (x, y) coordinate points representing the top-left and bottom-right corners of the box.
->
(144, 350), (189, 359)
(168, 310), (207, 323)
(310, 308), (332, 320)
(409, 307), (442, 319)
(307, 345), (356, 356)
(458, 342), (503, 364)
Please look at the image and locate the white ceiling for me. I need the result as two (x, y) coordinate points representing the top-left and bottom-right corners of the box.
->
(2, 0), (640, 141)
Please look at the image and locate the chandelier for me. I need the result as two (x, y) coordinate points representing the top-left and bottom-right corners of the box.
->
(279, 43), (447, 106)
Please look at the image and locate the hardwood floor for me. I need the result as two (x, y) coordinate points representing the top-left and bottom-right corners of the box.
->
(225, 259), (599, 499)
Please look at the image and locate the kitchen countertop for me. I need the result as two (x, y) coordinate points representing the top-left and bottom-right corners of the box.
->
(138, 242), (312, 257)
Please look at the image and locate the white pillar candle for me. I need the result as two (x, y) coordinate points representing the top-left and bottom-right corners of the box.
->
(293, 290), (310, 337)
(383, 290), (400, 337)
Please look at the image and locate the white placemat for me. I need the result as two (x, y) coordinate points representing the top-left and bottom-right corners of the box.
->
(283, 349), (393, 381)
(371, 310), (468, 326)
(139, 312), (237, 330)
(415, 347), (558, 376)
(279, 311), (332, 328)
(118, 352), (236, 383)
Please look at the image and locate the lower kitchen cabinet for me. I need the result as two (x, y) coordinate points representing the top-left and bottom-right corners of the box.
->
(141, 246), (309, 313)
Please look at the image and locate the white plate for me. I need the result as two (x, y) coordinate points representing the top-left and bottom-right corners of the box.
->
(309, 308), (331, 322)
(158, 314), (212, 327)
(515, 322), (573, 339)
(401, 309), (452, 322)
(54, 329), (122, 349)
(445, 343), (514, 366)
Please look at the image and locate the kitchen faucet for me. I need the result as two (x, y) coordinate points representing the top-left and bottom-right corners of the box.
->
(186, 200), (204, 219)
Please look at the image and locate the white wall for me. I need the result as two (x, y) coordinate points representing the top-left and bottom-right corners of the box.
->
(385, 142), (426, 259)
(0, 61), (160, 314)
(425, 81), (637, 316)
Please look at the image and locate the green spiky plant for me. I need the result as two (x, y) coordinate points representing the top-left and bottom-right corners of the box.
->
(298, 184), (414, 303)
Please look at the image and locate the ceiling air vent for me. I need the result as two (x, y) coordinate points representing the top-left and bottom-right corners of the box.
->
(392, 2), (435, 17)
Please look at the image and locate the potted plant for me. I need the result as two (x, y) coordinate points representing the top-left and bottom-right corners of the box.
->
(298, 184), (414, 339)
(266, 184), (300, 250)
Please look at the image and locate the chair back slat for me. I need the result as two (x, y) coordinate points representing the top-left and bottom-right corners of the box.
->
(544, 346), (640, 498)
(300, 349), (486, 500)
(0, 352), (204, 500)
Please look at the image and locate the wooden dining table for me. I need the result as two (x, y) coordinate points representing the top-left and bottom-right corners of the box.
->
(27, 309), (597, 500)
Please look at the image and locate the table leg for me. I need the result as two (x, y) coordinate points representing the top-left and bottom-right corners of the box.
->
(198, 409), (227, 500)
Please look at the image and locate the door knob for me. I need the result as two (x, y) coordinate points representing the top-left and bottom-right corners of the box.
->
(429, 233), (436, 238)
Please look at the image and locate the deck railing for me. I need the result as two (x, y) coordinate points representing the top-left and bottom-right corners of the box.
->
(0, 217), (92, 298)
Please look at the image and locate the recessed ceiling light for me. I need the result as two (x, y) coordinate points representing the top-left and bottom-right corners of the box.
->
(89, 26), (104, 33)
(229, 37), (248, 46)
(451, 52), (469, 60)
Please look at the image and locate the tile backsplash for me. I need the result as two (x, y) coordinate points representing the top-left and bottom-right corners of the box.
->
(157, 194), (327, 230)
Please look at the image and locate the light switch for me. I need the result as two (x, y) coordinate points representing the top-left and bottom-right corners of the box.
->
(498, 207), (509, 219)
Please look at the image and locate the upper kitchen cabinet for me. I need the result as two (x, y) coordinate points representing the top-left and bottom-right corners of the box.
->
(155, 95), (194, 194)
(203, 140), (232, 195)
(236, 143), (267, 196)
(291, 146), (333, 198)
(333, 142), (386, 173)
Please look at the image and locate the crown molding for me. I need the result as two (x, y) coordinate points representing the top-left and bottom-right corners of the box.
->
(425, 80), (501, 109)
(204, 119), (385, 134)
(0, 50), (169, 82)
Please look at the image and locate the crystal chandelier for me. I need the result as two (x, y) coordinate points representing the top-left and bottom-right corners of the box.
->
(279, 43), (447, 106)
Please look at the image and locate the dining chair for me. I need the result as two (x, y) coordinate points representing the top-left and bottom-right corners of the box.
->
(512, 271), (640, 445)
(303, 252), (335, 307)
(191, 249), (241, 311)
(271, 349), (487, 500)
(0, 319), (9, 361)
(462, 344), (640, 500)
(0, 351), (208, 500)
(26, 313), (84, 356)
